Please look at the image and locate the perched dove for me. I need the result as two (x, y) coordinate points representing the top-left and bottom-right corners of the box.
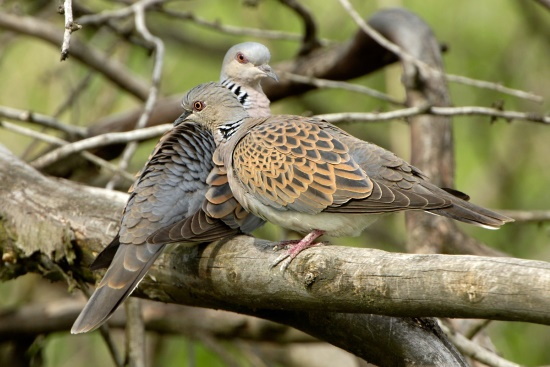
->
(71, 43), (276, 334)
(182, 82), (514, 269)
(220, 42), (277, 117)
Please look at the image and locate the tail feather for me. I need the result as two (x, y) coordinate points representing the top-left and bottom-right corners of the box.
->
(71, 243), (165, 334)
(428, 190), (513, 229)
(89, 235), (120, 270)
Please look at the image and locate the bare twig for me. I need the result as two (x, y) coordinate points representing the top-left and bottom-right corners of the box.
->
(279, 71), (404, 105)
(463, 319), (492, 340)
(315, 105), (428, 122)
(445, 74), (543, 103)
(499, 210), (550, 223)
(60, 0), (82, 61)
(315, 105), (550, 124)
(338, 0), (544, 104)
(0, 121), (135, 183)
(125, 298), (146, 367)
(77, 0), (165, 25)
(279, 0), (322, 54)
(159, 9), (332, 44)
(338, 0), (428, 69)
(439, 323), (521, 367)
(429, 106), (549, 123)
(0, 106), (86, 137)
(106, 0), (165, 189)
(30, 124), (171, 169)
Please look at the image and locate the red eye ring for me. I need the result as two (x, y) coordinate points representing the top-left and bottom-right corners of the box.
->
(236, 52), (248, 64)
(193, 101), (205, 111)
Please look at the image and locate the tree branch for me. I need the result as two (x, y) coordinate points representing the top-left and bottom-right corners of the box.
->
(315, 106), (550, 124)
(0, 105), (86, 138)
(445, 73), (543, 103)
(439, 323), (521, 367)
(158, 9), (330, 44)
(278, 71), (404, 105)
(500, 210), (550, 223)
(60, 0), (81, 61)
(30, 124), (171, 169)
(125, 298), (146, 367)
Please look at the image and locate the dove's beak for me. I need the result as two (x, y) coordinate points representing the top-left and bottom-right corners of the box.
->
(174, 110), (192, 126)
(258, 64), (279, 82)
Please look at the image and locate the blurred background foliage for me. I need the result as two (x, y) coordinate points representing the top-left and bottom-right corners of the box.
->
(0, 0), (549, 365)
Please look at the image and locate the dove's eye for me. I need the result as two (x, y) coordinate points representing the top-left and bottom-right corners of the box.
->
(193, 101), (205, 111)
(236, 52), (248, 64)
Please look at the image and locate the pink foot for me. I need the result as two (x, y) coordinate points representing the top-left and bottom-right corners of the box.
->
(271, 229), (325, 271)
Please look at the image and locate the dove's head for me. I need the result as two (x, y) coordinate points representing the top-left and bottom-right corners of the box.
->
(178, 82), (250, 143)
(220, 42), (278, 87)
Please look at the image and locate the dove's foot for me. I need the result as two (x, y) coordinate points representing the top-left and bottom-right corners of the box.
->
(271, 229), (325, 271)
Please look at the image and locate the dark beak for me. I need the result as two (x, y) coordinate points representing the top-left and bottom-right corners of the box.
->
(173, 110), (192, 126)
(258, 64), (279, 82)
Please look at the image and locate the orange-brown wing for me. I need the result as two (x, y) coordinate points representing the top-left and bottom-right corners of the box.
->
(231, 116), (374, 214)
(230, 116), (454, 215)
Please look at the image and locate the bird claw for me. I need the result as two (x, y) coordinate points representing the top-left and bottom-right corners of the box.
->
(270, 240), (325, 272)
(270, 252), (291, 272)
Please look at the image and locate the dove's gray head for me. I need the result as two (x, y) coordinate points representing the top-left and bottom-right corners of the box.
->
(220, 42), (278, 86)
(179, 82), (250, 142)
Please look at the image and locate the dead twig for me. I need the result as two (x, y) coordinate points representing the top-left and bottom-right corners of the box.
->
(30, 124), (171, 169)
(125, 298), (146, 367)
(279, 71), (404, 105)
(499, 210), (550, 223)
(439, 323), (521, 367)
(60, 0), (82, 61)
(316, 106), (550, 124)
(159, 9), (333, 44)
(0, 106), (86, 138)
(445, 74), (543, 103)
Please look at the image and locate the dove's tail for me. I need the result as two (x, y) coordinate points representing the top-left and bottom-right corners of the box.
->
(428, 189), (513, 229)
(71, 243), (165, 334)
